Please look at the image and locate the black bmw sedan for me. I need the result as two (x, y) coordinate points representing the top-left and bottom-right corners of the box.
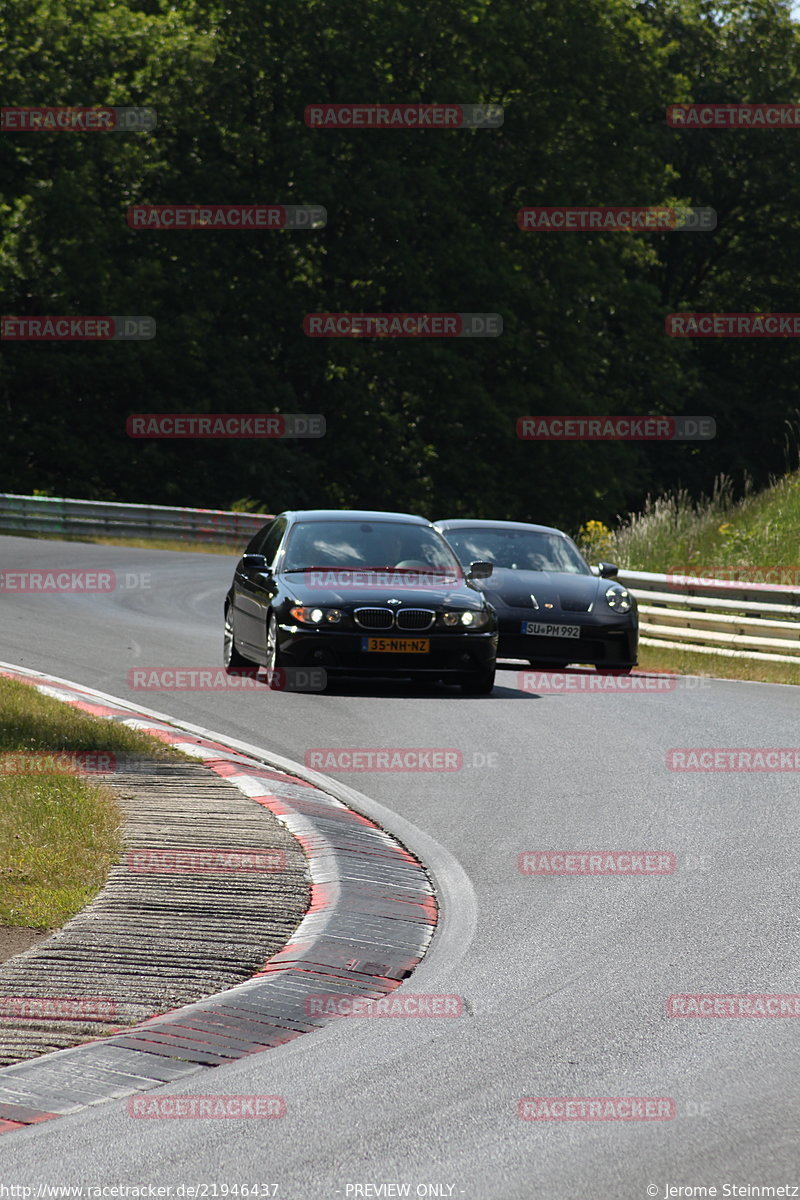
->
(433, 519), (638, 672)
(224, 510), (499, 693)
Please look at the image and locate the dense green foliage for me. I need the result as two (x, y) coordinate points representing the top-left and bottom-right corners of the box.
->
(2, 0), (799, 530)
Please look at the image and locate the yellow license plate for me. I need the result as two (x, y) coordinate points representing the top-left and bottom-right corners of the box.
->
(362, 637), (430, 653)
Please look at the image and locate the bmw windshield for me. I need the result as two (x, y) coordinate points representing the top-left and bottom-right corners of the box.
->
(282, 520), (463, 574)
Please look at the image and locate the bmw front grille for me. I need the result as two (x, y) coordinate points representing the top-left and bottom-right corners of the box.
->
(354, 608), (395, 630)
(353, 608), (436, 631)
(396, 609), (436, 631)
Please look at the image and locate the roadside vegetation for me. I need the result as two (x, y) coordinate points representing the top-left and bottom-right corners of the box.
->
(4, 1), (800, 531)
(577, 469), (800, 686)
(635, 644), (800, 687)
(577, 470), (800, 576)
(0, 675), (179, 927)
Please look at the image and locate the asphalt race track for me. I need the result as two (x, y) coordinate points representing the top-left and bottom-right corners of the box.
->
(1, 535), (799, 1198)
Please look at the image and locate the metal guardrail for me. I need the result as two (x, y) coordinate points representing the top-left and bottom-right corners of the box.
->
(0, 493), (271, 545)
(618, 569), (800, 664)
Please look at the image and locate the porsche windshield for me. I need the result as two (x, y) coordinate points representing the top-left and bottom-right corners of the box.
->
(282, 520), (463, 573)
(444, 528), (591, 575)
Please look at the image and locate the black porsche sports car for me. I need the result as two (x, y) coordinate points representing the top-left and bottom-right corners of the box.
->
(224, 510), (499, 693)
(433, 519), (638, 672)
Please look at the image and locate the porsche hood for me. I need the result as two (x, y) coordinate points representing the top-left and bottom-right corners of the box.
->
(470, 567), (605, 613)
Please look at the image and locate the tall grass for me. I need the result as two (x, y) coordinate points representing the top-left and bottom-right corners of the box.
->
(585, 471), (800, 574)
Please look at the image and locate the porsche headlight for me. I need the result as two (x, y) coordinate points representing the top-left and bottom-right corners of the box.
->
(441, 609), (490, 629)
(289, 606), (343, 625)
(604, 586), (631, 612)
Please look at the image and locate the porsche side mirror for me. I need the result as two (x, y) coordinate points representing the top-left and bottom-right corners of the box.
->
(468, 560), (494, 580)
(241, 553), (270, 572)
(596, 562), (619, 578)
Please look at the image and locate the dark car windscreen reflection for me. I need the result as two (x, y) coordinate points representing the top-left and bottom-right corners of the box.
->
(442, 528), (591, 575)
(281, 520), (463, 573)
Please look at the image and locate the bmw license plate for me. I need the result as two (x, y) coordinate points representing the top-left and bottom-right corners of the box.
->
(362, 637), (430, 653)
(521, 622), (580, 639)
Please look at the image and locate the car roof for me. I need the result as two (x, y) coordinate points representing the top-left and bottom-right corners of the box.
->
(279, 509), (432, 526)
(434, 518), (569, 537)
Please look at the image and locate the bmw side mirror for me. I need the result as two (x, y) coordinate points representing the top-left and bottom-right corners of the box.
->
(468, 560), (494, 580)
(597, 562), (619, 578)
(241, 553), (270, 572)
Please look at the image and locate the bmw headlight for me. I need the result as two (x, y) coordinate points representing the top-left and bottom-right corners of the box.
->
(289, 606), (343, 625)
(604, 586), (632, 612)
(441, 609), (490, 629)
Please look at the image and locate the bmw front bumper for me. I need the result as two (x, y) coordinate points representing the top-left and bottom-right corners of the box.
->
(276, 625), (498, 677)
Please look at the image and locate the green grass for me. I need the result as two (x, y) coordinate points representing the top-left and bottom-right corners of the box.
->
(579, 470), (800, 575)
(0, 774), (123, 927)
(636, 643), (800, 687)
(0, 675), (180, 927)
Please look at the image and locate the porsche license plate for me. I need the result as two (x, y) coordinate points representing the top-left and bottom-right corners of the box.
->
(521, 622), (580, 639)
(362, 637), (430, 653)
